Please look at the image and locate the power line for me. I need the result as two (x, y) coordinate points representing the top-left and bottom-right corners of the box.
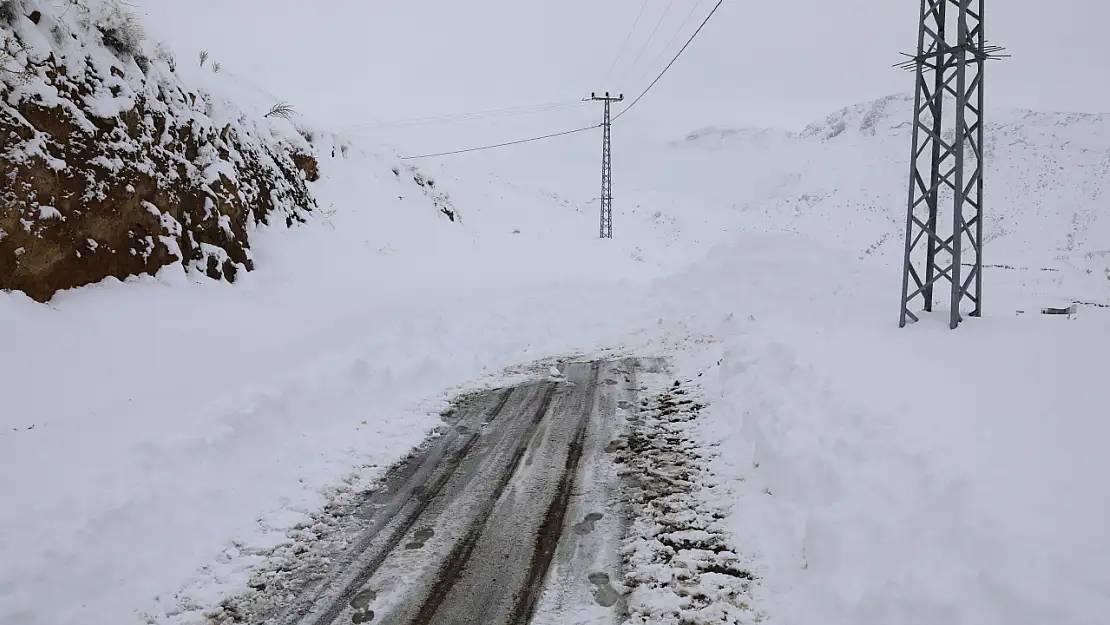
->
(399, 0), (723, 160)
(351, 104), (581, 130)
(615, 0), (678, 92)
(600, 0), (649, 88)
(630, 0), (711, 89)
(341, 101), (587, 131)
(400, 124), (600, 160)
(613, 0), (723, 123)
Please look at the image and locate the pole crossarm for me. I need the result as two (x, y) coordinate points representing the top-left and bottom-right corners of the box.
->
(896, 43), (1009, 70)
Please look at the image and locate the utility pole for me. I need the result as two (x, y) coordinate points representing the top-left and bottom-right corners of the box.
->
(897, 0), (1006, 329)
(586, 92), (624, 239)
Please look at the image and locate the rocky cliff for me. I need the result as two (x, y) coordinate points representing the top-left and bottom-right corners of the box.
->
(1, 0), (317, 302)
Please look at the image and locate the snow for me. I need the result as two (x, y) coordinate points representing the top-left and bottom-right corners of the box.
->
(613, 372), (762, 625)
(697, 270), (1110, 625)
(7, 164), (1108, 625)
(0, 113), (701, 625)
(36, 205), (61, 220)
(2, 2), (1109, 625)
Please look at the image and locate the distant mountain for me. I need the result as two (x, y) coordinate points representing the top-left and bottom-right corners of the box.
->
(664, 94), (1110, 283)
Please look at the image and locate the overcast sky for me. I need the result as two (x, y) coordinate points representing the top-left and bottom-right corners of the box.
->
(136, 0), (1110, 149)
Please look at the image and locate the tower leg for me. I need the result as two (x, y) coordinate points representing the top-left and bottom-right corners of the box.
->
(898, 0), (995, 329)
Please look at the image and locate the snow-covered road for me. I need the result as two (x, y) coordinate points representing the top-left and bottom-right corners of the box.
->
(5, 229), (1109, 625)
(207, 359), (644, 625)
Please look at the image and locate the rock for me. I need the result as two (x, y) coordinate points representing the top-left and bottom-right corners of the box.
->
(0, 16), (316, 302)
(291, 152), (320, 182)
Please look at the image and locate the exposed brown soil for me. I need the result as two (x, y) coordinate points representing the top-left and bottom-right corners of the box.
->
(1, 46), (317, 302)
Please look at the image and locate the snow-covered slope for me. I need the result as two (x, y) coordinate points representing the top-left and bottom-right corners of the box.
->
(613, 96), (1109, 625)
(652, 93), (1110, 305)
(655, 234), (1110, 625)
(0, 0), (323, 300)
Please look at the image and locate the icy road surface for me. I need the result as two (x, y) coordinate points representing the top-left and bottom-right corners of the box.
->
(217, 359), (650, 625)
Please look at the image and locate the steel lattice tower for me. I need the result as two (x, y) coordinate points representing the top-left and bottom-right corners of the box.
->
(897, 0), (1006, 329)
(588, 92), (623, 239)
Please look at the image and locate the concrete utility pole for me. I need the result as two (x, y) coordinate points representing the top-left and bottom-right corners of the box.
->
(586, 92), (624, 239)
(897, 0), (1006, 329)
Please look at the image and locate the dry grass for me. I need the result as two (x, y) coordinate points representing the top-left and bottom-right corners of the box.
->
(264, 101), (295, 121)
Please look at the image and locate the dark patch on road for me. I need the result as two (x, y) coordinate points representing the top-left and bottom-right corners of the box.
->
(349, 589), (377, 623)
(572, 512), (604, 535)
(350, 588), (377, 610)
(403, 528), (435, 550)
(587, 572), (620, 608)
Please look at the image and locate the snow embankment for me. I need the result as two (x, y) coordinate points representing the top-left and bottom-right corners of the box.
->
(680, 235), (1110, 625)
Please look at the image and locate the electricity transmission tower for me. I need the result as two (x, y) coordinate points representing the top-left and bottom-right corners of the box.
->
(897, 0), (1006, 329)
(586, 92), (624, 239)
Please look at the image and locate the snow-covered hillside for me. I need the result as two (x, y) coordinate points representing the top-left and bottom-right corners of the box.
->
(0, 0), (325, 300)
(663, 236), (1110, 625)
(651, 93), (1110, 307)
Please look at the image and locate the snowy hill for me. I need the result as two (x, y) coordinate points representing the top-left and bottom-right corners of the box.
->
(651, 93), (1110, 307)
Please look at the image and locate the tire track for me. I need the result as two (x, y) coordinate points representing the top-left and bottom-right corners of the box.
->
(407, 382), (561, 625)
(506, 366), (596, 624)
(213, 359), (634, 625)
(396, 363), (599, 625)
(526, 357), (653, 624)
(309, 382), (558, 625)
(260, 385), (520, 625)
(300, 389), (516, 625)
